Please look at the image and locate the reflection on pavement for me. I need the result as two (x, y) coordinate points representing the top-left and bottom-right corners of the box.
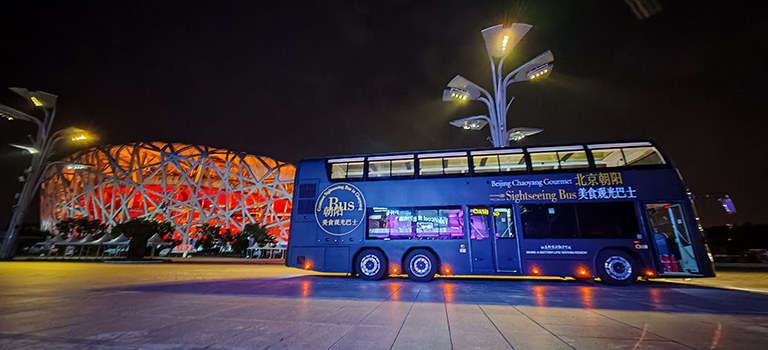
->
(112, 275), (768, 315)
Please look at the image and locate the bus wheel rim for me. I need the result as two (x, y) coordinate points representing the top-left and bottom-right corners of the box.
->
(360, 254), (380, 276)
(604, 256), (632, 280)
(410, 254), (431, 277)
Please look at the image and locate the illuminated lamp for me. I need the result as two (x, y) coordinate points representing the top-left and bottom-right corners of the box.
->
(576, 266), (591, 278)
(442, 265), (452, 275)
(304, 261), (312, 270)
(645, 269), (655, 278)
(531, 266), (542, 276)
(392, 265), (399, 274)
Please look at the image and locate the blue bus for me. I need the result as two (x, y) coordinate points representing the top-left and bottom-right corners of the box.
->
(286, 141), (715, 285)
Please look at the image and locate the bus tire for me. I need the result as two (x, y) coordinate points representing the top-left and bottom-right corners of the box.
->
(356, 249), (387, 280)
(405, 249), (437, 282)
(596, 249), (638, 286)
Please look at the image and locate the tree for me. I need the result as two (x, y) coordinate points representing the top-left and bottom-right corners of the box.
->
(242, 223), (275, 246)
(111, 218), (174, 259)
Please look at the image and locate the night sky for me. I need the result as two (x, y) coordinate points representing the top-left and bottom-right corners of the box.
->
(2, 1), (766, 228)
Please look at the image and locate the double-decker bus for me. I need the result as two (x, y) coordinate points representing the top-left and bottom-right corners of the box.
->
(286, 141), (715, 285)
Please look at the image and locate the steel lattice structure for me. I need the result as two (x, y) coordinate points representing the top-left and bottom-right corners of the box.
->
(39, 142), (295, 243)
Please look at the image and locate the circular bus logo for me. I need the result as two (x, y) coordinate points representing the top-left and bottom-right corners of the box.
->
(315, 183), (366, 236)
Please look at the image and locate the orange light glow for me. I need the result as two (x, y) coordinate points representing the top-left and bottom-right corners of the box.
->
(442, 265), (452, 275)
(577, 266), (591, 278)
(392, 265), (399, 274)
(304, 261), (312, 270)
(531, 266), (541, 276)
(645, 269), (655, 277)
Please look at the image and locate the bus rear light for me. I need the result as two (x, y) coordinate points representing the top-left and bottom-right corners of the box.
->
(531, 266), (542, 276)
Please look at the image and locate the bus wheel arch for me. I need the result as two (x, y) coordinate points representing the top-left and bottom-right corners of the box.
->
(354, 248), (388, 281)
(404, 248), (439, 282)
(595, 248), (640, 286)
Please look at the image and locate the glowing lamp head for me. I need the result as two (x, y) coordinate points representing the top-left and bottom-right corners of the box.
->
(645, 269), (655, 277)
(71, 135), (88, 142)
(30, 96), (44, 107)
(443, 265), (451, 275)
(531, 266), (541, 276)
(449, 87), (470, 101)
(303, 261), (312, 270)
(500, 34), (510, 51)
(392, 265), (399, 274)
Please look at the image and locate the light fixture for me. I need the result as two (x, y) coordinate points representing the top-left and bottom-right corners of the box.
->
(507, 127), (544, 141)
(449, 115), (489, 130)
(9, 144), (39, 154)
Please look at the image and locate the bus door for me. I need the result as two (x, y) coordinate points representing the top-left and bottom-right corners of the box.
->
(468, 207), (494, 272)
(468, 207), (521, 273)
(646, 203), (700, 273)
(492, 207), (520, 273)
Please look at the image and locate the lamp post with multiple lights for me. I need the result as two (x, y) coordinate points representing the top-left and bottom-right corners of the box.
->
(0, 88), (93, 260)
(442, 23), (554, 147)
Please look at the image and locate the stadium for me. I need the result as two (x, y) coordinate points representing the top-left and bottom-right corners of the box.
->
(38, 142), (294, 245)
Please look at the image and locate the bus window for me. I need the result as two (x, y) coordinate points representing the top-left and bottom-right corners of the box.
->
(469, 208), (491, 240)
(520, 204), (578, 238)
(391, 159), (414, 176)
(368, 161), (390, 178)
(329, 158), (365, 180)
(444, 157), (469, 174)
(498, 153), (527, 172)
(588, 143), (666, 167)
(623, 147), (665, 165)
(592, 148), (626, 168)
(577, 202), (638, 238)
(493, 207), (515, 238)
(418, 152), (468, 176)
(529, 152), (559, 171)
(367, 207), (463, 239)
(367, 155), (415, 178)
(529, 146), (589, 171)
(471, 150), (526, 174)
(558, 150), (589, 169)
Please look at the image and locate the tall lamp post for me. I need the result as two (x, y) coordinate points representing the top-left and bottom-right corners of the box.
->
(443, 23), (554, 147)
(0, 88), (91, 260)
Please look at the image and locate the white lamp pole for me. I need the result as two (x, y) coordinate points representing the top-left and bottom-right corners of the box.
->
(0, 88), (93, 259)
(443, 23), (553, 147)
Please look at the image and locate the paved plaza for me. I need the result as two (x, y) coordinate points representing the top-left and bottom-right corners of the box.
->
(1, 262), (767, 349)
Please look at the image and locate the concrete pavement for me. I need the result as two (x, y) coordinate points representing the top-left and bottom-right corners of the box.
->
(1, 261), (767, 349)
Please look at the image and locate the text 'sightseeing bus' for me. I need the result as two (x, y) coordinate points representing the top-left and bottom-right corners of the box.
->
(286, 141), (715, 285)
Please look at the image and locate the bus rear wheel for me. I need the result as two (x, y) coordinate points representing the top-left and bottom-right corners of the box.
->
(356, 249), (387, 280)
(405, 249), (437, 282)
(596, 249), (638, 286)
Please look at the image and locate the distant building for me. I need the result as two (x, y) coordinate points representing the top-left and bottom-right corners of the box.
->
(39, 142), (294, 243)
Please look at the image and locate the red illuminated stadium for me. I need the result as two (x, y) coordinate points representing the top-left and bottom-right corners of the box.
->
(39, 142), (294, 244)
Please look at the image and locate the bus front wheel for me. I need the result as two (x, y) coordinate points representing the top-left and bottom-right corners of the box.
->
(356, 249), (387, 280)
(405, 249), (437, 282)
(596, 249), (639, 286)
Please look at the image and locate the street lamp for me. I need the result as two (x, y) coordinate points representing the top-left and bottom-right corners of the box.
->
(0, 87), (93, 260)
(443, 23), (554, 147)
